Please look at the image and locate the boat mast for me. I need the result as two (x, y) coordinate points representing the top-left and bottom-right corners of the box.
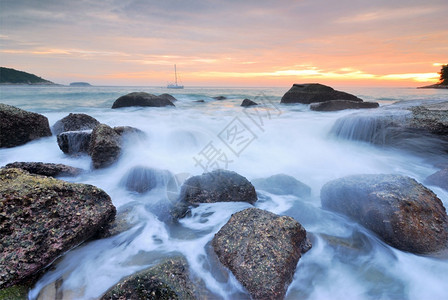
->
(174, 64), (178, 85)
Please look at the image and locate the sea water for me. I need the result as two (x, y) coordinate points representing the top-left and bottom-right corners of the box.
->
(0, 85), (447, 299)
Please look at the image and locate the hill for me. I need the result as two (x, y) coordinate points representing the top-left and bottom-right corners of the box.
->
(0, 67), (55, 85)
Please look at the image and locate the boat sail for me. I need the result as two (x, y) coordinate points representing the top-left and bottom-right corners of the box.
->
(167, 64), (184, 89)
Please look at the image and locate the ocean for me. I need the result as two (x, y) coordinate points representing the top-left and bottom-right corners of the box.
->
(1, 85), (447, 299)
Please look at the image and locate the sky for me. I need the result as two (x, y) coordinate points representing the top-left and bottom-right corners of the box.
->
(1, 0), (447, 87)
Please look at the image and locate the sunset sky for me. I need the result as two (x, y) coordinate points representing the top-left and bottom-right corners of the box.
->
(1, 0), (447, 87)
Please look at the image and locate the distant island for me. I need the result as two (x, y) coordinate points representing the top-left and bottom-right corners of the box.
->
(70, 82), (92, 86)
(418, 64), (448, 89)
(0, 67), (55, 85)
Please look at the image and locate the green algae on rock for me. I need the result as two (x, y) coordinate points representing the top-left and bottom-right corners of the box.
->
(0, 168), (116, 289)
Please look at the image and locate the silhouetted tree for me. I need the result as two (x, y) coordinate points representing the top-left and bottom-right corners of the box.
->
(439, 64), (448, 85)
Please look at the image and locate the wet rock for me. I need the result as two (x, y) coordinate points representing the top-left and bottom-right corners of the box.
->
(212, 207), (311, 299)
(241, 99), (258, 107)
(89, 124), (122, 169)
(0, 103), (51, 148)
(120, 166), (175, 194)
(321, 174), (448, 254)
(179, 169), (257, 205)
(113, 126), (145, 138)
(158, 93), (178, 102)
(252, 174), (311, 197)
(331, 100), (448, 158)
(100, 257), (196, 300)
(57, 130), (91, 154)
(193, 100), (205, 103)
(310, 100), (379, 111)
(52, 113), (100, 135)
(111, 92), (175, 108)
(213, 96), (227, 100)
(0, 168), (116, 289)
(425, 168), (448, 191)
(280, 83), (363, 104)
(3, 162), (82, 177)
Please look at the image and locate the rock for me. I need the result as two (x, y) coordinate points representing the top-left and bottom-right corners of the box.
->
(0, 103), (51, 148)
(111, 92), (175, 108)
(120, 166), (175, 194)
(100, 257), (196, 300)
(159, 93), (178, 102)
(321, 174), (448, 254)
(113, 126), (146, 139)
(179, 169), (257, 205)
(52, 113), (100, 135)
(3, 162), (82, 177)
(212, 207), (311, 299)
(193, 100), (205, 103)
(425, 168), (448, 190)
(213, 96), (227, 100)
(57, 130), (91, 154)
(418, 83), (448, 89)
(89, 124), (122, 169)
(330, 100), (448, 157)
(0, 168), (116, 289)
(280, 83), (363, 104)
(251, 174), (311, 197)
(241, 99), (258, 107)
(310, 100), (379, 111)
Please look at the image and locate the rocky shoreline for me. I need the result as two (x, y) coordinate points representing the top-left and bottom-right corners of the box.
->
(1, 85), (448, 299)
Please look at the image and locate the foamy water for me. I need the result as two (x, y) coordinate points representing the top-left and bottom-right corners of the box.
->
(1, 85), (447, 299)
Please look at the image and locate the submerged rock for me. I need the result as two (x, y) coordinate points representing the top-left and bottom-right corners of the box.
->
(425, 168), (448, 191)
(0, 168), (116, 289)
(330, 100), (448, 158)
(213, 96), (227, 100)
(113, 126), (145, 138)
(120, 166), (175, 194)
(212, 207), (311, 299)
(57, 130), (91, 154)
(89, 124), (122, 169)
(179, 169), (257, 205)
(52, 113), (100, 135)
(280, 83), (363, 104)
(321, 174), (448, 254)
(0, 103), (52, 148)
(251, 173), (311, 197)
(310, 100), (379, 111)
(3, 162), (82, 177)
(112, 92), (175, 108)
(100, 257), (196, 300)
(241, 98), (258, 107)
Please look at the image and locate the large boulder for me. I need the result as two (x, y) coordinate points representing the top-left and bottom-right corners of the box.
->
(3, 162), (82, 177)
(179, 169), (257, 205)
(88, 124), (122, 169)
(52, 113), (100, 135)
(212, 207), (311, 299)
(0, 168), (116, 289)
(321, 174), (448, 254)
(425, 168), (448, 191)
(100, 257), (196, 300)
(310, 100), (379, 111)
(111, 92), (175, 108)
(251, 174), (311, 197)
(280, 83), (363, 104)
(0, 103), (51, 148)
(57, 130), (91, 154)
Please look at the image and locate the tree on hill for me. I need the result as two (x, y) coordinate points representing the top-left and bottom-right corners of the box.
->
(439, 64), (448, 85)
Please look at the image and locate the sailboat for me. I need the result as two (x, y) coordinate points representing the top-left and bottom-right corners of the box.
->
(167, 64), (184, 89)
